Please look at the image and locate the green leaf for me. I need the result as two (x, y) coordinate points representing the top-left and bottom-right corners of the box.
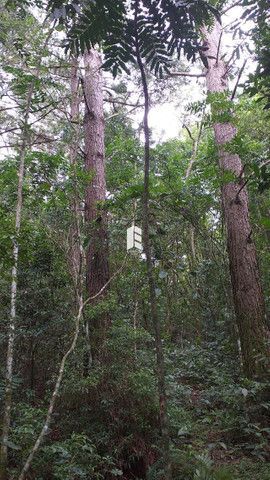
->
(4, 440), (21, 451)
(111, 468), (123, 476)
(260, 217), (270, 228)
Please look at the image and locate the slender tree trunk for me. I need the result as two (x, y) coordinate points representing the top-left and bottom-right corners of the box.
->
(0, 81), (34, 480)
(69, 57), (81, 288)
(202, 21), (269, 378)
(184, 119), (204, 180)
(0, 26), (53, 479)
(184, 119), (204, 264)
(19, 69), (86, 476)
(83, 50), (109, 348)
(134, 4), (171, 478)
(69, 58), (92, 371)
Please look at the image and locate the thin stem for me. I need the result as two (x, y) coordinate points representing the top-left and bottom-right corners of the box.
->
(185, 115), (204, 179)
(230, 59), (247, 100)
(169, 71), (205, 78)
(134, 2), (171, 478)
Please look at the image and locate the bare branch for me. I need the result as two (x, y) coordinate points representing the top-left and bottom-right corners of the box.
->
(183, 124), (194, 142)
(225, 40), (246, 70)
(216, 31), (223, 66)
(222, 0), (243, 15)
(235, 159), (270, 200)
(0, 126), (20, 136)
(231, 59), (247, 100)
(104, 98), (144, 108)
(168, 71), (205, 78)
(106, 105), (140, 121)
(185, 115), (205, 179)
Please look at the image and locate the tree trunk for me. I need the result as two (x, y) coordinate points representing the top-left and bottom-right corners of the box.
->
(134, 3), (171, 477)
(69, 57), (82, 289)
(202, 21), (269, 378)
(0, 75), (36, 480)
(184, 119), (204, 265)
(83, 50), (109, 347)
(0, 27), (53, 479)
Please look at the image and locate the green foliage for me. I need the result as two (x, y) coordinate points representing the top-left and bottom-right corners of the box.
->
(49, 0), (218, 77)
(11, 403), (45, 449)
(0, 5), (270, 480)
(193, 455), (233, 480)
(206, 92), (234, 124)
(243, 0), (270, 110)
(42, 433), (116, 480)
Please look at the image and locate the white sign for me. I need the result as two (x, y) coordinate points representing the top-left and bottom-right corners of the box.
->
(127, 225), (143, 253)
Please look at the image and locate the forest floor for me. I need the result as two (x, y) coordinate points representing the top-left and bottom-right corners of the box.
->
(163, 343), (270, 479)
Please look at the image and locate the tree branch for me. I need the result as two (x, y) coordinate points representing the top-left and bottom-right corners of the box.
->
(235, 159), (270, 201)
(222, 0), (243, 15)
(104, 98), (144, 108)
(168, 71), (205, 78)
(183, 124), (194, 142)
(230, 59), (247, 100)
(225, 41), (246, 70)
(216, 31), (223, 66)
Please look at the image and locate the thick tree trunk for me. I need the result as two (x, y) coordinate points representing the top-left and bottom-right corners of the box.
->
(203, 21), (269, 378)
(83, 50), (109, 344)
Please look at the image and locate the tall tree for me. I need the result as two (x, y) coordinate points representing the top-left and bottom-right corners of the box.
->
(83, 49), (110, 349)
(202, 19), (269, 378)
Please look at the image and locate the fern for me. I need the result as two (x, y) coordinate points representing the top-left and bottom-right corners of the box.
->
(193, 455), (234, 480)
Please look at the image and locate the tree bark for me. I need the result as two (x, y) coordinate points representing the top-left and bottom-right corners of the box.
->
(83, 50), (110, 347)
(202, 20), (269, 378)
(0, 71), (37, 480)
(69, 56), (82, 289)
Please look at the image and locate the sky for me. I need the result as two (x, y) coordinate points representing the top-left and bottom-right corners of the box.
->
(0, 3), (256, 156)
(146, 5), (255, 142)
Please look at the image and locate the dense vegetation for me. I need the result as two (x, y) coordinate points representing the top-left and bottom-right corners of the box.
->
(0, 1), (269, 479)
